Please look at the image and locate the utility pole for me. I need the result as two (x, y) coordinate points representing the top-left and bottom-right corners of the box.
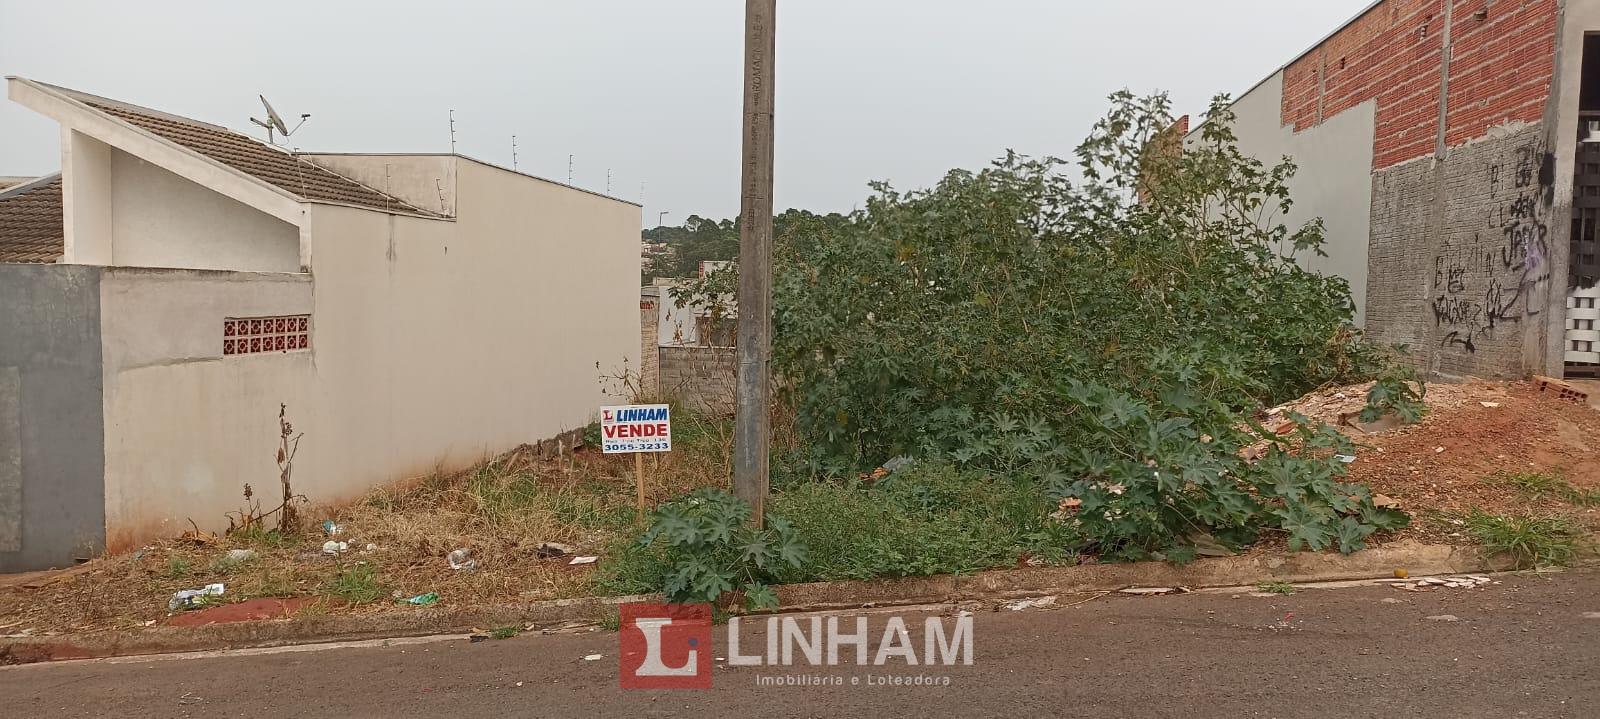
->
(733, 0), (775, 524)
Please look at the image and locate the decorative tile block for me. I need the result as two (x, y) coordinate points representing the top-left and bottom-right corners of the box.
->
(224, 314), (310, 356)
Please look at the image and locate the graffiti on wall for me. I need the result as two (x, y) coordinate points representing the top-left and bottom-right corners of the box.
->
(1431, 140), (1554, 353)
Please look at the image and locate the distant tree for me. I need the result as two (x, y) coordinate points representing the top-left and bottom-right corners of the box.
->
(641, 215), (739, 282)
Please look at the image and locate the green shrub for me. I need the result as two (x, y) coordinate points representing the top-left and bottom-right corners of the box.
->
(1360, 363), (1427, 424)
(599, 488), (806, 610)
(666, 91), (1409, 567)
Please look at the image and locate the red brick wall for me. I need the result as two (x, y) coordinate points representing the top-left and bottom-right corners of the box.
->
(1280, 0), (1557, 170)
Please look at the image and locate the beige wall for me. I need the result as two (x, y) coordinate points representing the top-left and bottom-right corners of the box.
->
(94, 157), (640, 546)
(62, 129), (112, 265)
(1189, 71), (1379, 323)
(303, 154), (457, 217)
(296, 158), (639, 508)
(57, 127), (300, 272)
(109, 149), (300, 272)
(97, 268), (314, 550)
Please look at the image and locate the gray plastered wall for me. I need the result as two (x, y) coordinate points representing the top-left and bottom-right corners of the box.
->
(1365, 123), (1556, 378)
(0, 264), (106, 571)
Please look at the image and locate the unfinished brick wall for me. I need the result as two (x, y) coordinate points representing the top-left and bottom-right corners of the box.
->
(1367, 123), (1555, 376)
(1276, 0), (1562, 377)
(1281, 0), (1557, 170)
(658, 345), (736, 415)
(640, 297), (659, 396)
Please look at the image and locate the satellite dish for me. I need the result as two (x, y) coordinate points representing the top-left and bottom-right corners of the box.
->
(259, 95), (289, 135)
(248, 94), (311, 145)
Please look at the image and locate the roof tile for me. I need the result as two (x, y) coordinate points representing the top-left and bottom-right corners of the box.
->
(78, 97), (440, 217)
(0, 175), (64, 263)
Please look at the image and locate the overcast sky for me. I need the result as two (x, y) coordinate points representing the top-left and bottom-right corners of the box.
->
(0, 1), (1370, 226)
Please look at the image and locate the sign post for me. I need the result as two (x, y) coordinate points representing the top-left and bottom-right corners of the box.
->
(600, 404), (673, 518)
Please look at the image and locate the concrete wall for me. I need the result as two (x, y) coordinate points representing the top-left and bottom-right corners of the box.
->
(108, 149), (300, 272)
(0, 264), (105, 571)
(288, 158), (637, 511)
(659, 345), (736, 415)
(97, 268), (313, 550)
(1544, 1), (1600, 375)
(1204, 70), (1378, 321)
(1368, 123), (1556, 377)
(45, 155), (639, 552)
(303, 154), (457, 218)
(1189, 0), (1568, 377)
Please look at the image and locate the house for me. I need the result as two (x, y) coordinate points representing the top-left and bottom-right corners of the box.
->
(1183, 0), (1596, 381)
(0, 78), (641, 571)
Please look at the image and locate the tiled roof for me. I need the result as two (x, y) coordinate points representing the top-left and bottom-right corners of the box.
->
(0, 175), (63, 263)
(66, 91), (440, 217)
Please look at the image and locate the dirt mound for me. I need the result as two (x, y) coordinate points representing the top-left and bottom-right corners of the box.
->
(1324, 379), (1600, 541)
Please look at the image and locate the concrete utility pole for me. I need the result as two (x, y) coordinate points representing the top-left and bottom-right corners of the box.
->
(733, 0), (775, 524)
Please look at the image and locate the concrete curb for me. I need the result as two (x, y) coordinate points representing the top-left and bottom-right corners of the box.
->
(0, 541), (1501, 665)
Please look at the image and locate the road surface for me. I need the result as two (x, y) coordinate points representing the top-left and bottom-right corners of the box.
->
(4, 569), (1597, 718)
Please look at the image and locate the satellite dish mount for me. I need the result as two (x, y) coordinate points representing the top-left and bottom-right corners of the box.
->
(249, 95), (310, 145)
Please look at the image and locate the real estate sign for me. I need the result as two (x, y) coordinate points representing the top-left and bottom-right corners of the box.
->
(600, 404), (672, 454)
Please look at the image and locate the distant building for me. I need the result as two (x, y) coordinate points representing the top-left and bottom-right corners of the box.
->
(1186, 0), (1595, 380)
(638, 260), (737, 414)
(0, 78), (641, 570)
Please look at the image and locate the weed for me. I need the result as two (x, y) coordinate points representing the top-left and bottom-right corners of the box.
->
(1491, 471), (1568, 501)
(489, 625), (520, 640)
(608, 488), (805, 610)
(774, 465), (1054, 580)
(1256, 580), (1296, 595)
(164, 556), (191, 580)
(1360, 365), (1427, 425)
(1489, 471), (1600, 507)
(294, 597), (332, 620)
(210, 553), (251, 575)
(239, 568), (297, 599)
(321, 563), (387, 604)
(600, 463), (1059, 597)
(230, 526), (301, 551)
(597, 610), (621, 632)
(1463, 510), (1586, 568)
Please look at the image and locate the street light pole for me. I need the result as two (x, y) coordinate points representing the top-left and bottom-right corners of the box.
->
(733, 0), (775, 525)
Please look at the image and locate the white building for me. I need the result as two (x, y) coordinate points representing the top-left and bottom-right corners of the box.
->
(0, 78), (640, 570)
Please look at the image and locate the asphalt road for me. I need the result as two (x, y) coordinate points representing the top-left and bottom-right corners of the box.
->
(4, 570), (1597, 718)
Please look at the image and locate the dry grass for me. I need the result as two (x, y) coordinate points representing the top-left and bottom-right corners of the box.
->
(0, 412), (735, 635)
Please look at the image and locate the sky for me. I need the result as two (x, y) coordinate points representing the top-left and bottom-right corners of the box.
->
(0, 0), (1373, 227)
